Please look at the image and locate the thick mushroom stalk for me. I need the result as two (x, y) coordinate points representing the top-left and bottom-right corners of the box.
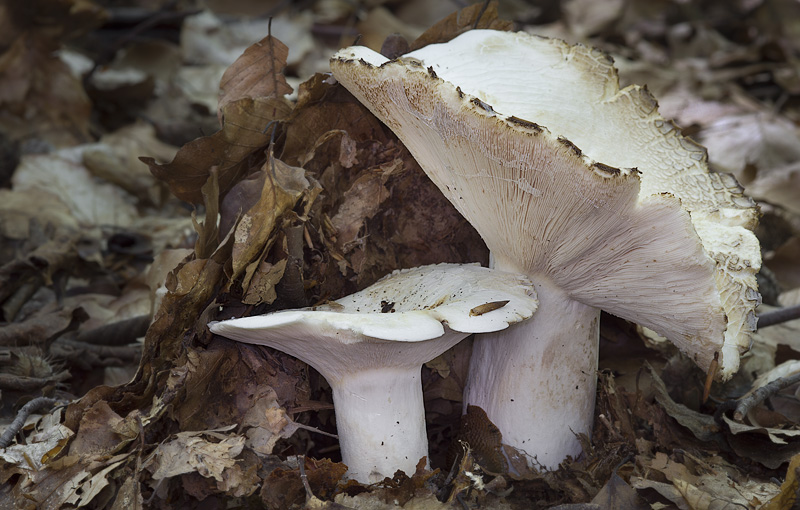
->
(209, 263), (537, 483)
(330, 30), (761, 469)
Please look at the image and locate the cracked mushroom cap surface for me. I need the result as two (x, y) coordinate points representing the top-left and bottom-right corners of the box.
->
(209, 263), (538, 381)
(330, 30), (761, 379)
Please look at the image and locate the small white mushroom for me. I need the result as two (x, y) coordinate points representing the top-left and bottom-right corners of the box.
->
(209, 263), (537, 483)
(330, 30), (761, 469)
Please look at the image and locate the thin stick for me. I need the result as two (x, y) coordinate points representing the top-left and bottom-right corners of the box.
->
(734, 371), (800, 421)
(758, 304), (800, 329)
(299, 455), (315, 501)
(702, 353), (719, 403)
(0, 397), (59, 448)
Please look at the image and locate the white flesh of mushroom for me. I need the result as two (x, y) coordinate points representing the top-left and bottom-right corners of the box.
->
(330, 31), (761, 469)
(209, 263), (538, 483)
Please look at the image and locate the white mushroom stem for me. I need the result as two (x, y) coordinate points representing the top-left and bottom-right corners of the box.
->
(465, 278), (599, 468)
(209, 263), (538, 482)
(332, 367), (428, 482)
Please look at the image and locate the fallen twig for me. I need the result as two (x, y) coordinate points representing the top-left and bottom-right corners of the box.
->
(75, 315), (150, 346)
(51, 338), (142, 368)
(0, 371), (70, 391)
(0, 397), (59, 448)
(757, 304), (800, 328)
(734, 371), (800, 421)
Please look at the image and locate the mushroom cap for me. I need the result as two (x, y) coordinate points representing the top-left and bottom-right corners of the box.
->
(330, 31), (761, 379)
(209, 263), (537, 381)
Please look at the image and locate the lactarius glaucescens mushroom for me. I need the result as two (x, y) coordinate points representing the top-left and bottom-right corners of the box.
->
(209, 263), (537, 483)
(330, 30), (762, 469)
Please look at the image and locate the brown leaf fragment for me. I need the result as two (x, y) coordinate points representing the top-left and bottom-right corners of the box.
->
(147, 430), (245, 483)
(0, 306), (83, 347)
(9, 452), (129, 510)
(261, 457), (347, 510)
(216, 448), (261, 497)
(142, 96), (292, 204)
(1, 0), (107, 47)
(231, 151), (311, 287)
(453, 405), (506, 475)
(282, 81), (391, 165)
(82, 121), (177, 205)
(762, 452), (800, 510)
(67, 400), (133, 457)
(243, 259), (286, 306)
(0, 235), (81, 305)
(330, 169), (392, 253)
(721, 414), (800, 469)
(591, 471), (649, 509)
(647, 363), (720, 443)
(109, 477), (143, 510)
(409, 1), (514, 52)
(218, 35), (293, 119)
(0, 33), (92, 146)
(167, 258), (208, 297)
(134, 252), (228, 404)
(172, 339), (309, 433)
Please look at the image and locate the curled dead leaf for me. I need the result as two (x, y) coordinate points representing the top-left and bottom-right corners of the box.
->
(218, 34), (293, 118)
(142, 96), (292, 204)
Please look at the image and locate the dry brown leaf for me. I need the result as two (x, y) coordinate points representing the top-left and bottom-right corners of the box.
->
(562, 0), (626, 38)
(748, 162), (800, 215)
(6, 446), (130, 510)
(723, 415), (800, 445)
(231, 151), (311, 287)
(0, 306), (83, 347)
(171, 339), (309, 433)
(0, 408), (73, 476)
(330, 167), (393, 253)
(134, 252), (227, 402)
(0, 0), (107, 46)
(13, 150), (138, 229)
(215, 450), (261, 497)
(282, 78), (391, 164)
(82, 121), (178, 205)
(767, 237), (800, 290)
(193, 168), (221, 260)
(242, 259), (286, 306)
(0, 188), (77, 240)
(261, 457), (348, 509)
(0, 33), (92, 146)
(647, 363), (721, 443)
(649, 452), (699, 486)
(408, 0), (514, 52)
(356, 7), (424, 52)
(762, 453), (800, 510)
(67, 400), (135, 457)
(218, 35), (293, 118)
(147, 428), (244, 482)
(591, 471), (649, 509)
(142, 96), (292, 204)
(109, 477), (143, 510)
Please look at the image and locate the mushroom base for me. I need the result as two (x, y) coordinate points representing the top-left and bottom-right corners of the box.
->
(464, 283), (600, 470)
(332, 367), (429, 483)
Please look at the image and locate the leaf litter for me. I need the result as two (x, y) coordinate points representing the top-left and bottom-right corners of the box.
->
(2, 0), (800, 508)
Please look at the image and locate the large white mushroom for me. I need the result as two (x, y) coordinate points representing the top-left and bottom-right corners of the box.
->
(330, 30), (762, 469)
(209, 263), (537, 483)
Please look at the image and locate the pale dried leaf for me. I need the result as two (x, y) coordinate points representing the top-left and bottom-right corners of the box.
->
(148, 430), (245, 482)
(723, 414), (800, 444)
(13, 148), (137, 229)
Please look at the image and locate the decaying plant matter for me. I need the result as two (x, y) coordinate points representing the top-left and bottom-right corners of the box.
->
(4, 1), (800, 508)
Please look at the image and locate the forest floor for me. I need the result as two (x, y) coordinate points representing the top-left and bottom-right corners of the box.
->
(2, 0), (800, 508)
